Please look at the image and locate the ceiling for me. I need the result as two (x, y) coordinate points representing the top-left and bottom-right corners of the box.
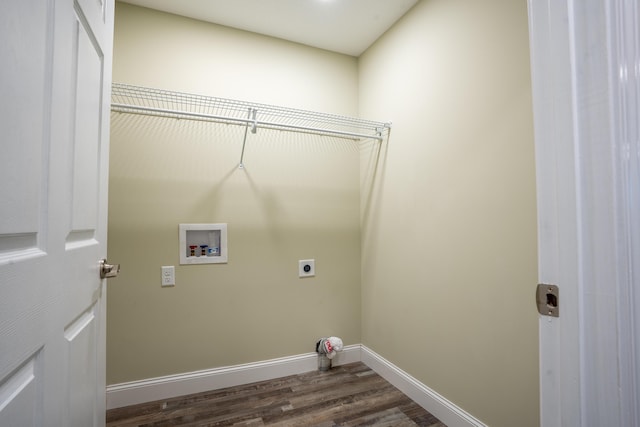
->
(118, 0), (419, 57)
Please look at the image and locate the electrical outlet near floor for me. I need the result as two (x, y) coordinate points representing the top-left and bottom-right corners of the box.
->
(299, 259), (315, 278)
(161, 266), (175, 286)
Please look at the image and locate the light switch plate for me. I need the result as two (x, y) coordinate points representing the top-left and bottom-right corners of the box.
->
(299, 259), (315, 278)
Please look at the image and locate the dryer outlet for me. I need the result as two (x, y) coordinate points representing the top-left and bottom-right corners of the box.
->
(299, 259), (315, 278)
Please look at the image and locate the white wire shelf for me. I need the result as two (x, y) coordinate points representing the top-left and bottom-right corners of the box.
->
(111, 83), (391, 142)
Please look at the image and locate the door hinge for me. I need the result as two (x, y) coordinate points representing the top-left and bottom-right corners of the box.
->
(536, 283), (559, 317)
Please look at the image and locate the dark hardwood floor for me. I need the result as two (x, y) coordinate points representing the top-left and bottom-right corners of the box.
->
(106, 362), (446, 426)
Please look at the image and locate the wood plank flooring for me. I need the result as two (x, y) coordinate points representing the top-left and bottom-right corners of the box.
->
(106, 362), (446, 426)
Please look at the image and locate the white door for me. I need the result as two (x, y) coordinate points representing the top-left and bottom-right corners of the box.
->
(528, 0), (640, 426)
(0, 0), (114, 426)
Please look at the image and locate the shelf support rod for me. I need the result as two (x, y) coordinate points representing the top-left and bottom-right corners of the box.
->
(238, 108), (254, 169)
(250, 108), (257, 134)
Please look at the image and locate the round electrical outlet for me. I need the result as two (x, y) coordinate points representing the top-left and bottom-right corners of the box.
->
(298, 259), (315, 277)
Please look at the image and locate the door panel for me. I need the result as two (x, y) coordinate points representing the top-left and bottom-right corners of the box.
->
(0, 0), (49, 246)
(0, 0), (114, 426)
(69, 9), (103, 239)
(65, 304), (99, 427)
(0, 354), (42, 427)
(77, 0), (107, 38)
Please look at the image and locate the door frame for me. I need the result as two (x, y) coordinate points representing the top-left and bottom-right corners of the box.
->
(528, 0), (640, 425)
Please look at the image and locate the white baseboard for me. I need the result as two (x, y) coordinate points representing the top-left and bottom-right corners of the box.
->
(106, 344), (361, 410)
(107, 344), (485, 427)
(361, 345), (487, 427)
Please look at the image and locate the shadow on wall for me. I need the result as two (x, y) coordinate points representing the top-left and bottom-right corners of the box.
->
(110, 110), (364, 234)
(360, 130), (390, 246)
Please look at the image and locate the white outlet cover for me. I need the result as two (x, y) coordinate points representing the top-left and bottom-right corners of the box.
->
(299, 259), (315, 278)
(161, 265), (175, 287)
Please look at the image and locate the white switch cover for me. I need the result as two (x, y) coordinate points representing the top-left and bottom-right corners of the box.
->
(161, 266), (175, 286)
(299, 259), (315, 278)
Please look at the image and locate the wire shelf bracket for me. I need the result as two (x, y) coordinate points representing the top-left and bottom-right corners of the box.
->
(111, 83), (391, 168)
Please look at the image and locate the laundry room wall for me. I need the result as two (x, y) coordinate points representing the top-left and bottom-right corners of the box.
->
(107, 2), (362, 384)
(358, 1), (539, 426)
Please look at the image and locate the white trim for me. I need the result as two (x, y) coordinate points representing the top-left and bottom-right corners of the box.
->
(106, 345), (361, 409)
(528, 0), (640, 425)
(361, 346), (487, 427)
(107, 344), (484, 427)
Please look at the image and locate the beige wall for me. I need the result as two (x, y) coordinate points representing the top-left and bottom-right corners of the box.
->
(107, 2), (361, 384)
(109, 1), (539, 425)
(111, 3), (358, 113)
(359, 1), (539, 426)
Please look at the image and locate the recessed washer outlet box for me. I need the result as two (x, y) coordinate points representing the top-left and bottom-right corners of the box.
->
(299, 259), (315, 278)
(179, 223), (228, 265)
